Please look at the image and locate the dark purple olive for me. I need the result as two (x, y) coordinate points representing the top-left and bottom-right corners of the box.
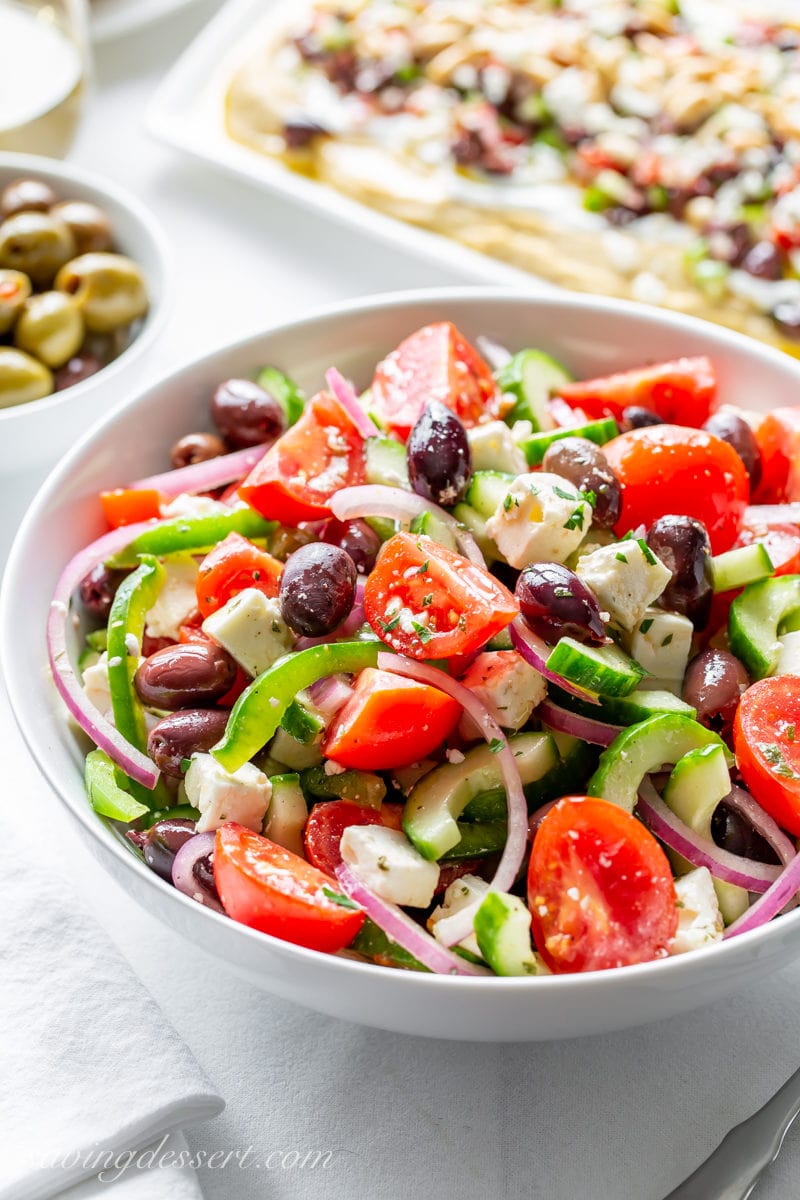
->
(280, 542), (357, 637)
(712, 797), (779, 864)
(703, 411), (762, 491)
(683, 648), (749, 735)
(79, 562), (128, 619)
(192, 853), (218, 898)
(147, 708), (231, 777)
(283, 117), (328, 149)
(134, 642), (238, 710)
(0, 177), (58, 217)
(210, 378), (287, 449)
(705, 222), (751, 267)
(516, 562), (606, 645)
(541, 436), (622, 529)
(622, 405), (663, 430)
(407, 401), (471, 507)
(140, 818), (196, 882)
(741, 240), (783, 281)
(773, 301), (800, 340)
(53, 353), (104, 391)
(170, 431), (227, 469)
(322, 517), (381, 575)
(646, 515), (712, 626)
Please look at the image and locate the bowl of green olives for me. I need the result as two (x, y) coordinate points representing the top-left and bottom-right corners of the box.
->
(0, 153), (170, 475)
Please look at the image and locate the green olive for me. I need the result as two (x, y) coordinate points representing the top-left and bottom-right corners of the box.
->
(50, 200), (113, 255)
(0, 178), (59, 218)
(0, 268), (31, 335)
(0, 212), (76, 288)
(0, 347), (53, 408)
(15, 291), (84, 369)
(55, 252), (148, 333)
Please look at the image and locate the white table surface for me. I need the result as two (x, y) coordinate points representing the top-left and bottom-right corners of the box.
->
(6, 3), (800, 1196)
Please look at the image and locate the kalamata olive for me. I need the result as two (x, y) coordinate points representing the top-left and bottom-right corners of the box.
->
(134, 642), (238, 710)
(284, 117), (328, 149)
(267, 524), (316, 561)
(50, 200), (113, 255)
(0, 177), (59, 217)
(147, 708), (231, 776)
(773, 301), (800, 340)
(646, 515), (712, 626)
(516, 562), (606, 645)
(711, 797), (779, 864)
(170, 431), (227, 469)
(622, 405), (663, 430)
(741, 240), (783, 281)
(210, 378), (287, 449)
(79, 562), (128, 619)
(682, 647), (749, 734)
(280, 542), (357, 637)
(407, 401), (472, 507)
(541, 436), (622, 529)
(192, 853), (219, 900)
(141, 818), (197, 881)
(53, 353), (104, 391)
(322, 517), (381, 574)
(703, 411), (762, 491)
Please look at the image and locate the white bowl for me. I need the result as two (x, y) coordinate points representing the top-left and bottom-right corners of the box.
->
(4, 287), (800, 1042)
(0, 152), (171, 477)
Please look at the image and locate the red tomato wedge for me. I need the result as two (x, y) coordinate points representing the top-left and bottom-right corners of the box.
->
(213, 823), (364, 952)
(528, 797), (678, 974)
(101, 488), (162, 529)
(364, 532), (518, 659)
(558, 357), (716, 426)
(303, 799), (405, 878)
(323, 667), (461, 770)
(196, 531), (283, 619)
(737, 522), (800, 577)
(734, 678), (800, 838)
(748, 407), (800, 503)
(239, 390), (365, 524)
(371, 322), (501, 441)
(603, 424), (749, 553)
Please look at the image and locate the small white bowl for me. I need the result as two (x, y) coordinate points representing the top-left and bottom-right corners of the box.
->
(0, 152), (171, 477)
(5, 288), (800, 1042)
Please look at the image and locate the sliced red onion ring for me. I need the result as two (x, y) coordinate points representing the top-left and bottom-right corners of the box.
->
(475, 335), (512, 371)
(171, 831), (223, 911)
(723, 785), (796, 867)
(376, 651), (527, 947)
(331, 484), (486, 568)
(336, 863), (490, 976)
(325, 367), (380, 439)
(745, 504), (800, 528)
(47, 519), (161, 789)
(509, 617), (600, 705)
(537, 699), (621, 747)
(724, 850), (800, 938)
(636, 778), (781, 892)
(307, 674), (354, 721)
(130, 444), (269, 499)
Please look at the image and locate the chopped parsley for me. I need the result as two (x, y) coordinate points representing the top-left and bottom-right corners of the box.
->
(553, 485), (581, 503)
(180, 757), (192, 774)
(488, 738), (504, 754)
(757, 742), (800, 779)
(581, 489), (597, 508)
(661, 633), (673, 647)
(639, 618), (654, 634)
(503, 494), (513, 512)
(416, 560), (429, 575)
(377, 856), (390, 872)
(412, 620), (432, 644)
(616, 552), (628, 564)
(788, 725), (796, 743)
(638, 539), (658, 566)
(322, 887), (360, 910)
(553, 586), (573, 599)
(421, 593), (433, 607)
(563, 504), (586, 531)
(379, 613), (402, 633)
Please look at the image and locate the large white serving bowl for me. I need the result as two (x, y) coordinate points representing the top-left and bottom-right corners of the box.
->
(0, 153), (171, 477)
(5, 288), (800, 1042)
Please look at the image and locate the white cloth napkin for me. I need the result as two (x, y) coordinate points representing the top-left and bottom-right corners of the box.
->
(0, 805), (224, 1200)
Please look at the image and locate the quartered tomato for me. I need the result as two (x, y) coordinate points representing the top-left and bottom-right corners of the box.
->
(603, 424), (749, 553)
(734, 678), (800, 837)
(239, 390), (365, 524)
(213, 823), (364, 952)
(748, 407), (800, 503)
(371, 322), (501, 441)
(323, 667), (461, 770)
(736, 522), (800, 577)
(528, 797), (678, 974)
(364, 532), (518, 659)
(196, 531), (283, 618)
(101, 487), (162, 529)
(558, 356), (716, 426)
(303, 799), (404, 878)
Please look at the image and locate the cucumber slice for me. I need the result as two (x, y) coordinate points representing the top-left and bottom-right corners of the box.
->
(440, 819), (507, 860)
(364, 515), (397, 543)
(281, 699), (325, 745)
(142, 803), (200, 826)
(487, 627), (514, 651)
(464, 470), (515, 519)
(351, 918), (429, 971)
(549, 684), (696, 723)
(300, 763), (386, 808)
(263, 772), (308, 856)
(495, 349), (570, 432)
(519, 417), (619, 467)
(270, 726), (324, 771)
(86, 628), (108, 652)
(545, 638), (644, 698)
(78, 647), (101, 673)
(711, 543), (774, 593)
(451, 502), (503, 565)
(729, 574), (800, 679)
(461, 733), (599, 822)
(409, 509), (458, 552)
(588, 713), (732, 812)
(365, 436), (409, 488)
(474, 892), (544, 976)
(256, 365), (305, 426)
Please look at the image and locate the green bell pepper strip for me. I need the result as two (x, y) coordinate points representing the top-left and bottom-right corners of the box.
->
(257, 365), (305, 427)
(213, 641), (381, 773)
(85, 750), (150, 822)
(105, 509), (276, 569)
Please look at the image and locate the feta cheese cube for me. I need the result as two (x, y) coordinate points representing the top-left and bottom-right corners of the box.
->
(82, 652), (114, 722)
(160, 493), (231, 520)
(458, 650), (546, 739)
(670, 868), (724, 955)
(575, 539), (671, 631)
(186, 753), (271, 834)
(340, 825), (439, 908)
(467, 421), (527, 475)
(484, 471), (592, 568)
(627, 608), (693, 681)
(144, 558), (199, 642)
(202, 588), (293, 677)
(428, 874), (490, 959)
(777, 630), (800, 677)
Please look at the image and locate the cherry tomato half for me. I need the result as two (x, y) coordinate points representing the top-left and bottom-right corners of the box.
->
(603, 424), (749, 553)
(734, 677), (800, 837)
(213, 823), (364, 952)
(528, 796), (678, 974)
(558, 356), (716, 426)
(748, 407), (800, 504)
(195, 531), (283, 619)
(364, 532), (518, 659)
(303, 799), (404, 878)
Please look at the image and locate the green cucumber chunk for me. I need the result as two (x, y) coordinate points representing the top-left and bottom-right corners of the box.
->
(451, 502), (502, 564)
(365, 436), (409, 488)
(263, 772), (308, 856)
(546, 638), (644, 698)
(474, 892), (544, 976)
(440, 819), (507, 860)
(711, 543), (773, 594)
(464, 470), (515, 519)
(270, 727), (324, 771)
(300, 764), (386, 808)
(495, 349), (570, 431)
(281, 699), (325, 745)
(729, 574), (800, 679)
(549, 684), (696, 723)
(142, 803), (200, 826)
(519, 417), (619, 467)
(462, 732), (599, 822)
(410, 508), (458, 552)
(351, 918), (429, 971)
(86, 628), (108, 652)
(256, 365), (305, 426)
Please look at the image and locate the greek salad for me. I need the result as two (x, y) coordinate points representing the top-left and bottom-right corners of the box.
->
(49, 320), (800, 976)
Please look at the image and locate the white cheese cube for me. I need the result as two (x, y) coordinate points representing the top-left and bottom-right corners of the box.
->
(458, 650), (546, 739)
(82, 652), (114, 722)
(144, 558), (199, 642)
(484, 471), (591, 568)
(340, 825), (439, 908)
(575, 539), (671, 631)
(428, 874), (490, 959)
(186, 753), (271, 834)
(777, 630), (800, 677)
(670, 868), (724, 955)
(627, 608), (693, 681)
(202, 588), (293, 678)
(467, 421), (527, 475)
(160, 493), (231, 519)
